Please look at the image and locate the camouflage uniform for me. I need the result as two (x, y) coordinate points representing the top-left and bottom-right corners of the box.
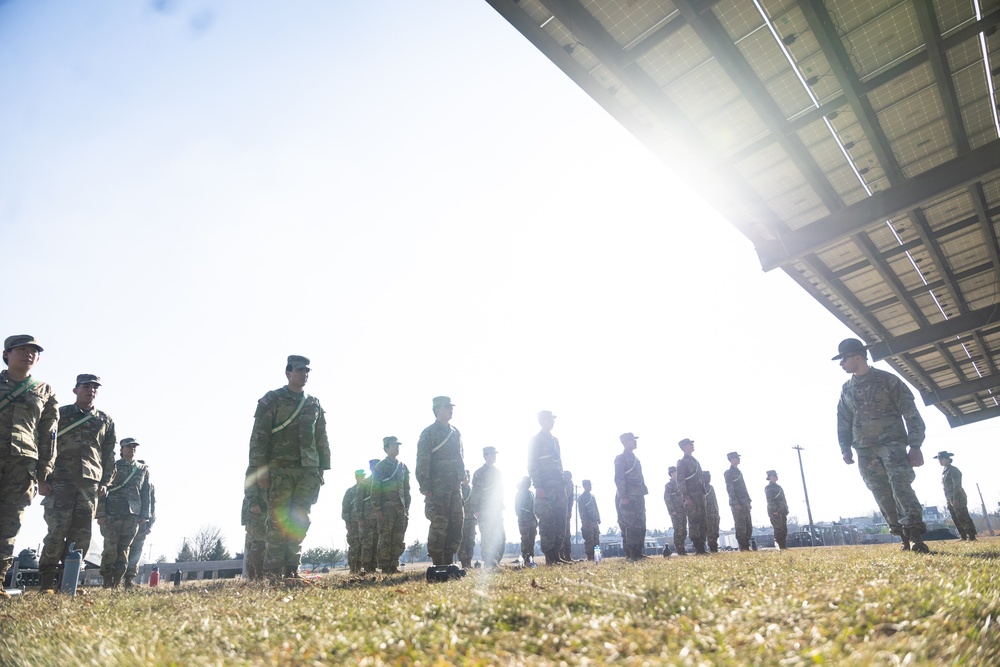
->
(354, 469), (380, 573)
(469, 456), (504, 567)
(561, 473), (574, 560)
(764, 478), (788, 550)
(614, 449), (647, 560)
(514, 480), (537, 564)
(577, 486), (601, 560)
(248, 382), (330, 577)
(724, 463), (752, 551)
(39, 396), (116, 590)
(126, 481), (155, 584)
(940, 460), (976, 540)
(341, 478), (362, 573)
(704, 478), (720, 553)
(242, 468), (267, 580)
(374, 452), (410, 572)
(0, 362), (59, 588)
(837, 366), (927, 542)
(677, 450), (707, 554)
(97, 449), (150, 586)
(528, 429), (566, 563)
(663, 475), (687, 554)
(457, 476), (476, 568)
(415, 411), (465, 566)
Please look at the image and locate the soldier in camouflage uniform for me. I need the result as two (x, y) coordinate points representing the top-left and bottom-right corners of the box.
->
(242, 463), (267, 580)
(935, 451), (977, 541)
(663, 466), (687, 555)
(457, 470), (476, 568)
(703, 471), (720, 553)
(764, 470), (788, 550)
(677, 438), (707, 555)
(469, 446), (505, 567)
(834, 338), (929, 553)
(528, 410), (568, 565)
(37, 373), (115, 593)
(374, 437), (410, 573)
(97, 438), (151, 588)
(342, 470), (365, 574)
(415, 396), (465, 566)
(514, 476), (537, 565)
(125, 481), (155, 586)
(614, 432), (648, 561)
(247, 355), (330, 579)
(0, 335), (58, 598)
(724, 452), (752, 551)
(355, 458), (381, 573)
(561, 470), (574, 560)
(577, 479), (601, 560)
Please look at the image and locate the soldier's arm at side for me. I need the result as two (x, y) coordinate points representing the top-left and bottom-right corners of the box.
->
(892, 378), (926, 466)
(36, 390), (60, 483)
(139, 469), (151, 523)
(248, 398), (274, 488)
(100, 416), (118, 495)
(836, 392), (855, 464)
(316, 403), (331, 471)
(415, 428), (431, 496)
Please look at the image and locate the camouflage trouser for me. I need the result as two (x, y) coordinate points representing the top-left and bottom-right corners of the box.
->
(731, 504), (753, 550)
(706, 512), (720, 552)
(126, 524), (152, 579)
(616, 495), (646, 558)
(458, 512), (477, 567)
(377, 504), (408, 570)
(0, 456), (35, 579)
(946, 496), (977, 539)
(685, 496), (707, 553)
(669, 511), (687, 553)
(561, 511), (573, 560)
(856, 445), (926, 537)
(243, 504), (267, 580)
(264, 467), (322, 576)
(581, 522), (600, 560)
(359, 509), (380, 572)
(345, 522), (362, 573)
(769, 512), (788, 549)
(534, 483), (566, 558)
(478, 512), (505, 566)
(517, 519), (537, 561)
(100, 515), (139, 579)
(39, 479), (98, 578)
(424, 484), (464, 565)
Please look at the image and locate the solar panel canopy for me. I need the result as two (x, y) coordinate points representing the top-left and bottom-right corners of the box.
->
(486, 0), (1000, 427)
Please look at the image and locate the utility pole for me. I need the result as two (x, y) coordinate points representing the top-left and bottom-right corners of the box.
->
(976, 483), (995, 536)
(793, 445), (816, 546)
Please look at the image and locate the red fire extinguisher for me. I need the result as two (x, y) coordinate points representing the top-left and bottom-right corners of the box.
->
(149, 565), (160, 587)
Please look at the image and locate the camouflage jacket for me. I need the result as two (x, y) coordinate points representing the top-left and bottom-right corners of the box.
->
(415, 420), (464, 495)
(765, 481), (788, 515)
(469, 463), (504, 517)
(614, 452), (648, 499)
(0, 370), (59, 480)
(51, 403), (116, 484)
(527, 430), (563, 491)
(941, 465), (967, 504)
(663, 479), (684, 515)
(724, 467), (751, 506)
(373, 457), (411, 512)
(676, 454), (705, 501)
(341, 485), (359, 523)
(837, 367), (925, 454)
(248, 386), (330, 470)
(514, 487), (536, 526)
(97, 458), (150, 519)
(352, 475), (376, 518)
(705, 483), (720, 518)
(577, 490), (600, 525)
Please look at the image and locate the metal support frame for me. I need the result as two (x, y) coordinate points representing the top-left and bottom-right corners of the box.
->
(868, 303), (1000, 360)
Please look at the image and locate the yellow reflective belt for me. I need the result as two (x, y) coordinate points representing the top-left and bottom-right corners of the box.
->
(58, 411), (96, 437)
(271, 393), (307, 434)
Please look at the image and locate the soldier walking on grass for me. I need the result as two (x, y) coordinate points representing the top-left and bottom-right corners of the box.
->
(703, 471), (720, 553)
(38, 373), (115, 593)
(664, 466), (687, 555)
(724, 452), (752, 551)
(341, 469), (365, 574)
(834, 338), (929, 553)
(515, 476), (537, 566)
(677, 438), (707, 555)
(458, 470), (476, 568)
(97, 438), (150, 588)
(125, 481), (155, 587)
(935, 451), (977, 541)
(355, 458), (381, 574)
(614, 432), (648, 561)
(470, 446), (505, 568)
(374, 437), (410, 573)
(764, 470), (788, 550)
(528, 410), (567, 565)
(577, 479), (601, 561)
(0, 335), (58, 599)
(416, 396), (465, 566)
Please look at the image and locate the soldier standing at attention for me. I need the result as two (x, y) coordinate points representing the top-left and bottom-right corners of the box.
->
(528, 410), (567, 565)
(834, 338), (929, 553)
(242, 464), (268, 580)
(614, 432), (648, 561)
(703, 471), (721, 553)
(125, 481), (155, 587)
(415, 396), (465, 567)
(577, 479), (601, 561)
(470, 446), (505, 567)
(37, 373), (115, 593)
(457, 470), (476, 568)
(935, 452), (977, 541)
(724, 452), (752, 551)
(561, 470), (575, 561)
(248, 355), (330, 580)
(677, 438), (708, 555)
(514, 476), (537, 565)
(341, 470), (365, 574)
(355, 458), (381, 574)
(0, 335), (58, 599)
(664, 466), (687, 555)
(764, 470), (788, 550)
(97, 438), (150, 588)
(374, 437), (410, 573)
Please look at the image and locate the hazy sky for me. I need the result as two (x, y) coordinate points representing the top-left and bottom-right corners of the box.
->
(3, 0), (998, 564)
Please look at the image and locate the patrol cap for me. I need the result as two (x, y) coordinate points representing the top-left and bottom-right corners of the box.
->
(668, 466), (677, 474)
(383, 436), (401, 449)
(620, 432), (638, 443)
(582, 479), (591, 486)
(832, 338), (868, 360)
(287, 355), (311, 370)
(354, 469), (366, 478)
(766, 470), (777, 479)
(76, 374), (101, 386)
(563, 470), (572, 480)
(935, 451), (954, 459)
(368, 458), (380, 467)
(538, 410), (556, 421)
(483, 446), (497, 456)
(4, 335), (43, 353)
(432, 396), (453, 409)
(120, 437), (140, 448)
(727, 451), (741, 460)
(678, 438), (694, 448)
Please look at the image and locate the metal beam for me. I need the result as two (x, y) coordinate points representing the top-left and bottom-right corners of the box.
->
(756, 138), (1000, 270)
(869, 303), (1000, 360)
(947, 403), (1000, 427)
(922, 372), (1000, 406)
